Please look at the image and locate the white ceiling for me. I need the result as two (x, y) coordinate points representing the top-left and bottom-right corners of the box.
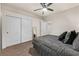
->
(5, 3), (79, 16)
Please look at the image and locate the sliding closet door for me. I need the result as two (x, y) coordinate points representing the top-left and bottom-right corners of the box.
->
(2, 15), (21, 48)
(22, 17), (32, 43)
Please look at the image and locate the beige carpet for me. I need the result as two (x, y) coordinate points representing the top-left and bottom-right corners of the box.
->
(0, 41), (39, 56)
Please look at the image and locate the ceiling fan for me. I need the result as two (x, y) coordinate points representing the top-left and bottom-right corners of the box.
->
(34, 3), (54, 15)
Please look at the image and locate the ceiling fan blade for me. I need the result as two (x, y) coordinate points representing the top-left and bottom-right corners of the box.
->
(47, 3), (52, 7)
(40, 3), (46, 8)
(34, 8), (42, 11)
(47, 8), (54, 11)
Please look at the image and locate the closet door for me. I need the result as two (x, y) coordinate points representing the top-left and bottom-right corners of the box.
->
(22, 17), (32, 43)
(41, 20), (48, 36)
(2, 15), (21, 48)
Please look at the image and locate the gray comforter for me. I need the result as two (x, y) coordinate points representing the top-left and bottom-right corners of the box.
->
(32, 35), (79, 56)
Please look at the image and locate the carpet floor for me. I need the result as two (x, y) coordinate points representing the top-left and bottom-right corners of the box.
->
(0, 41), (39, 56)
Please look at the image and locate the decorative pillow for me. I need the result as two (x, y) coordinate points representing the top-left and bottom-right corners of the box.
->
(58, 31), (67, 41)
(73, 33), (79, 51)
(63, 32), (71, 43)
(65, 30), (77, 44)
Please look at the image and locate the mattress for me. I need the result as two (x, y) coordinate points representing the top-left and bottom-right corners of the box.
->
(33, 35), (79, 56)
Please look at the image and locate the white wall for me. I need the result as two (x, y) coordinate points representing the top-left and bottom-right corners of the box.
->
(0, 4), (2, 50)
(46, 6), (79, 36)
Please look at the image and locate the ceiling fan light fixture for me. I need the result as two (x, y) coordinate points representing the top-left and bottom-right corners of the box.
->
(42, 8), (47, 12)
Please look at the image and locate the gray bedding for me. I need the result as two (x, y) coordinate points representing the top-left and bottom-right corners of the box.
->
(32, 35), (79, 56)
